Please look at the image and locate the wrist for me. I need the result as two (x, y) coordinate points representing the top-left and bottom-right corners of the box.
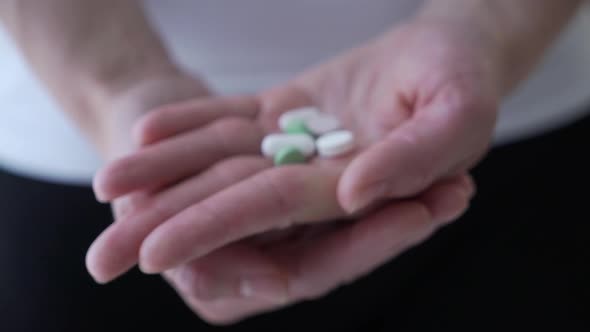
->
(54, 57), (188, 148)
(412, 4), (518, 96)
(416, 0), (583, 95)
(92, 72), (211, 159)
(76, 56), (184, 113)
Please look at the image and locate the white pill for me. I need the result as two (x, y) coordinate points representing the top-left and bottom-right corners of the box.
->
(278, 107), (320, 131)
(261, 133), (315, 158)
(306, 114), (341, 135)
(316, 130), (356, 158)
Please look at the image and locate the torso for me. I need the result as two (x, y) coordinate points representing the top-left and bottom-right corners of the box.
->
(1, 0), (589, 184)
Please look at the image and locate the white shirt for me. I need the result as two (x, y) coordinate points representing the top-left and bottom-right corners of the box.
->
(1, 0), (590, 185)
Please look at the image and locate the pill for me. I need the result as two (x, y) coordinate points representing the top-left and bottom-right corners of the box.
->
(316, 130), (356, 158)
(284, 119), (312, 135)
(261, 133), (315, 158)
(274, 146), (307, 166)
(306, 114), (341, 135)
(278, 107), (320, 131)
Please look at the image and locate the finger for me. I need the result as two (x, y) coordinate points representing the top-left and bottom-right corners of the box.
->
(133, 96), (260, 146)
(93, 117), (264, 202)
(338, 89), (495, 213)
(257, 83), (314, 132)
(180, 175), (473, 301)
(162, 226), (322, 303)
(162, 175), (473, 324)
(420, 174), (475, 224)
(286, 174), (473, 299)
(164, 242), (287, 303)
(139, 164), (346, 274)
(86, 157), (270, 284)
(164, 269), (280, 326)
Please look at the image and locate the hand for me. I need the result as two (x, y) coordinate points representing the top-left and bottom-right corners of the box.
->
(260, 19), (500, 213)
(91, 72), (215, 219)
(87, 18), (502, 323)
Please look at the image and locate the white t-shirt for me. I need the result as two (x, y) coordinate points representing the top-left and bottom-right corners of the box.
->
(1, 0), (590, 185)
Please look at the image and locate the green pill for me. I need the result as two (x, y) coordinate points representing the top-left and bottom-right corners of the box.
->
(283, 119), (312, 135)
(274, 146), (307, 166)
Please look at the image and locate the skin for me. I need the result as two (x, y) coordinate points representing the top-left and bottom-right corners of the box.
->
(89, 0), (583, 324)
(0, 0), (197, 154)
(88, 20), (494, 324)
(1, 0), (583, 326)
(0, 0), (215, 215)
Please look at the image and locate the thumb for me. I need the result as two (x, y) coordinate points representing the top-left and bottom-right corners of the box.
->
(338, 95), (495, 213)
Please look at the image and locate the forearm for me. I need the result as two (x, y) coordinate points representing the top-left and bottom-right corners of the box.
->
(417, 0), (584, 94)
(0, 0), (180, 138)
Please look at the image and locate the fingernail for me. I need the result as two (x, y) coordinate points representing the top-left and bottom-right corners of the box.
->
(239, 276), (289, 304)
(348, 183), (388, 214)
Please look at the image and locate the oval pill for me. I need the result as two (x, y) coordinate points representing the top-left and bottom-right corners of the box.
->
(278, 107), (320, 131)
(306, 114), (341, 135)
(274, 146), (307, 166)
(316, 130), (356, 158)
(261, 133), (315, 158)
(284, 119), (312, 135)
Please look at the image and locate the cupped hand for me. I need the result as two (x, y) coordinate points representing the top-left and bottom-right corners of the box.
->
(87, 19), (503, 323)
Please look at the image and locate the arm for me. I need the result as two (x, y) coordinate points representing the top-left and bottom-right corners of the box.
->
(418, 0), (584, 94)
(0, 0), (195, 154)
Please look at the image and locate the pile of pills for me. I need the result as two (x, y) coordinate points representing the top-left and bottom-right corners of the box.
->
(261, 107), (356, 166)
